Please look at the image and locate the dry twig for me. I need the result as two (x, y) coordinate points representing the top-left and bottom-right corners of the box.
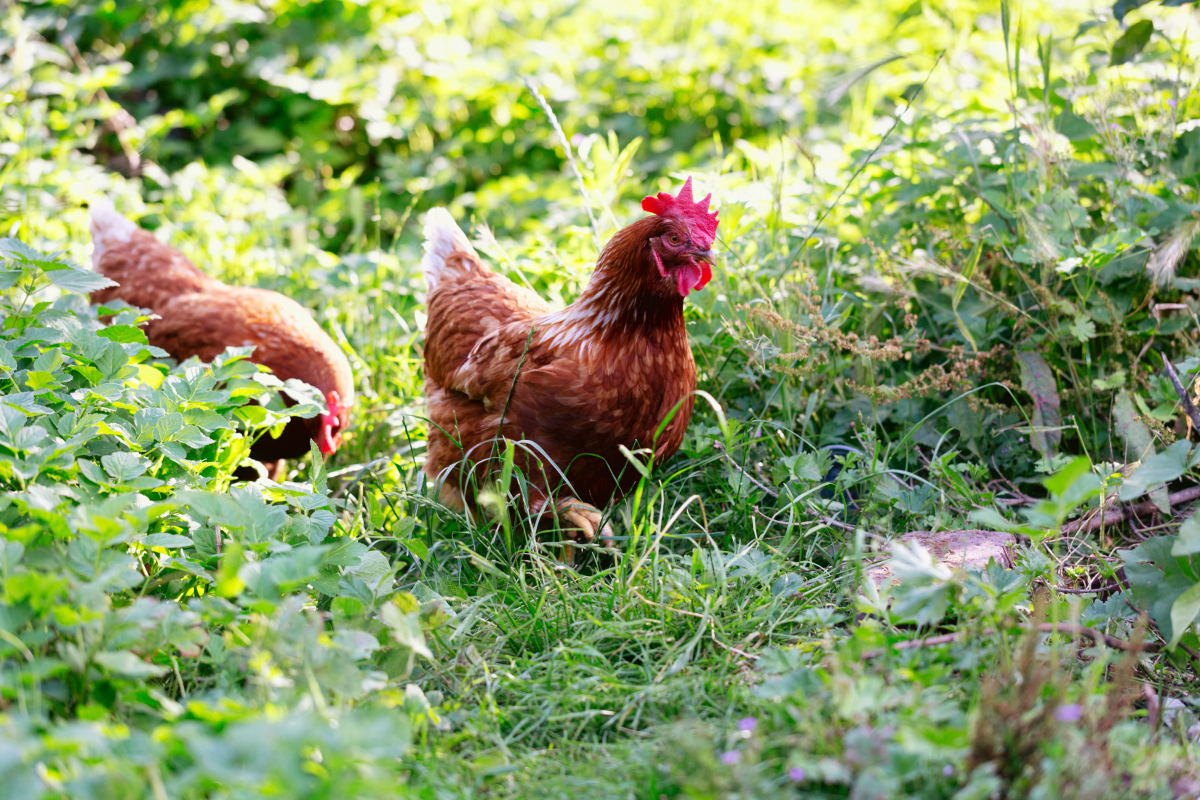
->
(60, 34), (141, 173)
(1061, 485), (1200, 535)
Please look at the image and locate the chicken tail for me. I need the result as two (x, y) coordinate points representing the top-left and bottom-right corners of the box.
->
(421, 207), (479, 291)
(88, 197), (138, 267)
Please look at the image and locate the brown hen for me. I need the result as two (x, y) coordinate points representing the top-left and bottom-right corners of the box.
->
(89, 199), (354, 478)
(421, 178), (718, 552)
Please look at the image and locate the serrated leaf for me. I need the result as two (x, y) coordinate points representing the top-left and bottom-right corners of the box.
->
(101, 451), (148, 482)
(46, 268), (118, 294)
(1069, 313), (1096, 342)
(0, 237), (43, 262)
(97, 325), (148, 345)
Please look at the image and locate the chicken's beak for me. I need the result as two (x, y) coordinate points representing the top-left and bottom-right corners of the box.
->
(689, 248), (715, 266)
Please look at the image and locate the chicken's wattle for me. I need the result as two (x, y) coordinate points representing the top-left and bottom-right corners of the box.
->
(676, 259), (713, 296)
(316, 391), (345, 455)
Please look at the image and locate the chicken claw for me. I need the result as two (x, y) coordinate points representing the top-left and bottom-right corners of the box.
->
(555, 498), (615, 566)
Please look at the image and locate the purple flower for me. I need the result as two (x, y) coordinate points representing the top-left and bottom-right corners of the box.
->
(737, 717), (758, 733)
(720, 750), (741, 766)
(789, 766), (806, 781)
(1111, 123), (1120, 130)
(1056, 703), (1083, 722)
(943, 765), (953, 776)
(1169, 98), (1179, 108)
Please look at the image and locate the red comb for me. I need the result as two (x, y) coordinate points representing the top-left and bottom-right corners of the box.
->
(642, 177), (719, 249)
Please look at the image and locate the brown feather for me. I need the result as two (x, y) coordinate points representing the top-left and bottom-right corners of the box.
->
(92, 228), (355, 464)
(423, 214), (698, 520)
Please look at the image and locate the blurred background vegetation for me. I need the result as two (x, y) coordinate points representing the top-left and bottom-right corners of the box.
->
(9, 0), (1200, 796)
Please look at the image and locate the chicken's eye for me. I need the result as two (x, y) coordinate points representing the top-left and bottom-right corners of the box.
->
(668, 233), (681, 245)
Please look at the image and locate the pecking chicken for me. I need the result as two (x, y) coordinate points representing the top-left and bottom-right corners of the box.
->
(421, 177), (717, 549)
(88, 199), (354, 479)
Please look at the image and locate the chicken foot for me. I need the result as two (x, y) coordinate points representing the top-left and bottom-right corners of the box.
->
(549, 497), (615, 566)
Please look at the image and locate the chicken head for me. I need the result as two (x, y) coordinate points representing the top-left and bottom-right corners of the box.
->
(643, 176), (719, 296)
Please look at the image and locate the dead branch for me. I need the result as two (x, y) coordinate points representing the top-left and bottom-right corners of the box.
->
(1061, 485), (1200, 536)
(1161, 352), (1200, 434)
(60, 34), (141, 174)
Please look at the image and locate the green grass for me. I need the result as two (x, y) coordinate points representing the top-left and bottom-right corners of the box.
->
(6, 0), (1200, 797)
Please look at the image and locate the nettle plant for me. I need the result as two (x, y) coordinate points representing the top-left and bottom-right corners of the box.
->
(0, 241), (441, 796)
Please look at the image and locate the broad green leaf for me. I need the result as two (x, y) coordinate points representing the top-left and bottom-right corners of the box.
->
(1016, 351), (1060, 457)
(968, 507), (1020, 532)
(381, 599), (432, 660)
(1169, 582), (1200, 649)
(345, 550), (393, 592)
(1111, 19), (1153, 65)
(1119, 440), (1192, 501)
(94, 650), (169, 678)
(101, 451), (148, 482)
(1121, 536), (1200, 643)
(1043, 455), (1091, 498)
(1173, 515), (1200, 556)
(143, 533), (195, 548)
(1113, 389), (1155, 464)
(97, 324), (149, 344)
(399, 537), (429, 561)
(46, 268), (118, 294)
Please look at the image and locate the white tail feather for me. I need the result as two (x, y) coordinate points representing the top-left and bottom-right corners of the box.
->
(88, 197), (138, 267)
(421, 207), (476, 291)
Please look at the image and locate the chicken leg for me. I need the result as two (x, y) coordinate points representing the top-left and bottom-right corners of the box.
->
(548, 497), (615, 566)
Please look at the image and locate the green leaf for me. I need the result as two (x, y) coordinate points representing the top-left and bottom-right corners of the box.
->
(968, 507), (1020, 532)
(380, 599), (432, 660)
(1172, 514), (1200, 556)
(1016, 351), (1061, 457)
(398, 536), (429, 561)
(1111, 20), (1153, 66)
(310, 439), (328, 495)
(143, 533), (195, 548)
(1113, 0), (1153, 21)
(46, 268), (118, 294)
(1121, 536), (1200, 643)
(1043, 455), (1092, 498)
(25, 371), (61, 390)
(1169, 581), (1200, 649)
(1119, 440), (1192, 501)
(1055, 104), (1096, 142)
(1068, 313), (1096, 342)
(344, 550), (393, 592)
(97, 325), (148, 345)
(93, 650), (169, 678)
(101, 451), (148, 482)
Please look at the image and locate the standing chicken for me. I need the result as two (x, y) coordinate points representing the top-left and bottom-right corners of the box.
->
(421, 177), (717, 547)
(88, 199), (354, 479)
